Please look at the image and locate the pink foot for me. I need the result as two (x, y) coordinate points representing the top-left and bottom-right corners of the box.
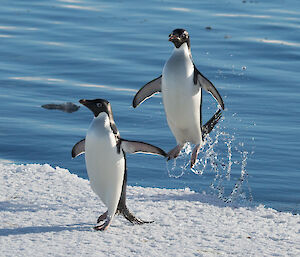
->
(191, 144), (201, 168)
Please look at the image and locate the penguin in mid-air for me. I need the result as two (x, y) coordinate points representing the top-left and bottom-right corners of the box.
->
(133, 28), (225, 168)
(72, 99), (166, 231)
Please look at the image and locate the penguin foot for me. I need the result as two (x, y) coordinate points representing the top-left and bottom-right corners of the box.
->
(167, 144), (184, 160)
(94, 218), (112, 231)
(121, 206), (154, 225)
(191, 144), (201, 168)
(97, 211), (108, 223)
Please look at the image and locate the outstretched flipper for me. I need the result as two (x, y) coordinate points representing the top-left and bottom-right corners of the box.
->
(71, 139), (85, 158)
(202, 109), (222, 139)
(72, 138), (167, 158)
(121, 139), (167, 157)
(132, 75), (162, 108)
(194, 65), (225, 110)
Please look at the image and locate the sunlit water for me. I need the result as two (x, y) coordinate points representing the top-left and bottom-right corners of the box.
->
(0, 0), (299, 213)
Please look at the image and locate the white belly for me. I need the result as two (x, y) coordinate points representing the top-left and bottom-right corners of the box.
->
(85, 113), (124, 219)
(162, 45), (202, 145)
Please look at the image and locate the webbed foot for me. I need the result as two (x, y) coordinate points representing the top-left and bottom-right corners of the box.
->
(97, 211), (108, 223)
(121, 206), (154, 225)
(94, 218), (112, 231)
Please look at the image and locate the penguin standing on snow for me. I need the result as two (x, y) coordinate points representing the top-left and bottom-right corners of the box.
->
(72, 99), (166, 231)
(133, 28), (224, 168)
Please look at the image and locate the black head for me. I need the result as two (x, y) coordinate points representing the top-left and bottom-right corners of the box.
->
(169, 28), (190, 49)
(79, 98), (112, 117)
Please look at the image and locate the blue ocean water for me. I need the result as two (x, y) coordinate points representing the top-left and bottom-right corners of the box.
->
(0, 0), (299, 213)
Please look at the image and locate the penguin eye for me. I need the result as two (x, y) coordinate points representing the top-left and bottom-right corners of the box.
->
(96, 103), (102, 108)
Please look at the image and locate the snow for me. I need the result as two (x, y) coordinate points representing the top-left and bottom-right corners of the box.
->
(1, 163), (300, 256)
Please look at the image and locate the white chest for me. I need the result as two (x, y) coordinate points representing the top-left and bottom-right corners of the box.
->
(84, 113), (124, 215)
(162, 44), (199, 104)
(161, 44), (202, 144)
(162, 44), (194, 87)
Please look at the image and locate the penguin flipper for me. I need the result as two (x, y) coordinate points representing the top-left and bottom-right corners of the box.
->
(132, 75), (162, 108)
(121, 139), (167, 157)
(194, 65), (225, 110)
(202, 109), (222, 138)
(71, 139), (85, 158)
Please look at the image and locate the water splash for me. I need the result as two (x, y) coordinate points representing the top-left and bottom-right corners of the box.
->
(166, 145), (191, 178)
(166, 116), (254, 204)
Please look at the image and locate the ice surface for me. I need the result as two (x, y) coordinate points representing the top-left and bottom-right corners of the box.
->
(1, 163), (299, 256)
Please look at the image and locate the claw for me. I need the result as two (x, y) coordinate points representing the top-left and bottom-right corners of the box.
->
(121, 207), (154, 225)
(94, 218), (112, 231)
(95, 205), (153, 229)
(97, 211), (108, 223)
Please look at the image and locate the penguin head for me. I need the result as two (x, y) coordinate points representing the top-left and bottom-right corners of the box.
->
(169, 28), (190, 49)
(79, 99), (112, 118)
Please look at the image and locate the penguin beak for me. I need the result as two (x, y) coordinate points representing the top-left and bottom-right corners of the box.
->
(79, 99), (106, 118)
(79, 99), (87, 106)
(79, 99), (91, 109)
(79, 99), (98, 117)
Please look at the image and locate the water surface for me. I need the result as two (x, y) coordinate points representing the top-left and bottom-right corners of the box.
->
(0, 0), (299, 213)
